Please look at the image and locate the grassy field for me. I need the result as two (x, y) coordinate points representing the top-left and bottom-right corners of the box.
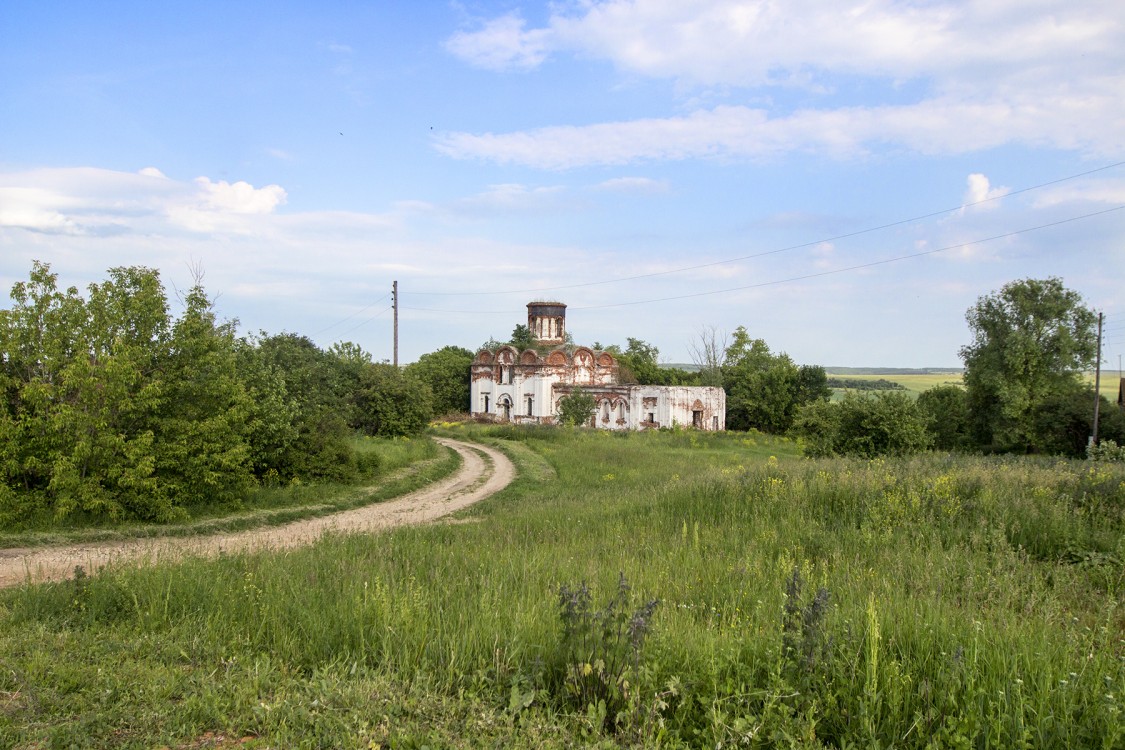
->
(827, 369), (1124, 405)
(1, 426), (1123, 748)
(827, 372), (964, 399)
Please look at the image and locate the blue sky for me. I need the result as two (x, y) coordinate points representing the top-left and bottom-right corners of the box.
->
(2, 1), (1123, 368)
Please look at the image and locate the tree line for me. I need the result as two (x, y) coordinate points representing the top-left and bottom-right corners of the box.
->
(0, 263), (455, 524)
(4, 262), (1114, 525)
(790, 277), (1124, 458)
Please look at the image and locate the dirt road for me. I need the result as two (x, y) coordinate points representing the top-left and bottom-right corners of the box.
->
(0, 438), (514, 588)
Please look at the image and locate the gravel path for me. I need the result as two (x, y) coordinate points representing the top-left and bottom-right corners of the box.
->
(0, 438), (514, 588)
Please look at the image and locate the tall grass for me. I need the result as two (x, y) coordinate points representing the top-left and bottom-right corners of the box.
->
(2, 426), (1122, 748)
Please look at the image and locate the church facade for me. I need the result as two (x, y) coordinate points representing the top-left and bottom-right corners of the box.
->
(469, 302), (725, 431)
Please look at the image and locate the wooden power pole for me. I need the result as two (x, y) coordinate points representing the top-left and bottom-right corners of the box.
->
(1092, 311), (1103, 445)
(391, 279), (400, 368)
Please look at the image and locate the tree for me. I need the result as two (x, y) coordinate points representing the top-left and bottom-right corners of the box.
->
(510, 324), (536, 350)
(916, 384), (970, 451)
(688, 326), (727, 387)
(791, 392), (930, 458)
(406, 345), (473, 415)
(153, 282), (255, 510)
(794, 365), (831, 405)
(618, 338), (662, 385)
(557, 388), (596, 426)
(721, 328), (827, 434)
(960, 278), (1097, 453)
(352, 363), (433, 437)
(328, 340), (373, 368)
(251, 333), (358, 481)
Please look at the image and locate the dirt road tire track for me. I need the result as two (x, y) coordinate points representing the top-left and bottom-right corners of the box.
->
(0, 438), (514, 588)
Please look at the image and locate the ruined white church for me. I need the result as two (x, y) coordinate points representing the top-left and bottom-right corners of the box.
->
(470, 302), (726, 431)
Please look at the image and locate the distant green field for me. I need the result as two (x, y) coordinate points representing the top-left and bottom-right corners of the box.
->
(825, 371), (963, 399)
(826, 370), (1124, 403)
(1084, 372), (1124, 403)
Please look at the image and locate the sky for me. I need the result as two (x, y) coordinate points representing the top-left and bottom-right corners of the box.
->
(2, 1), (1124, 369)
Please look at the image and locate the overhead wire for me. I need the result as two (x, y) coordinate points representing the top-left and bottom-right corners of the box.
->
(404, 159), (1125, 298)
(332, 305), (395, 340)
(311, 291), (392, 336)
(401, 204), (1125, 315)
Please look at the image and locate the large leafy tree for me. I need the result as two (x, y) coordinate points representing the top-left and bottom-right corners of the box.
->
(721, 327), (827, 433)
(352, 364), (433, 437)
(251, 333), (358, 481)
(406, 345), (473, 415)
(960, 277), (1097, 453)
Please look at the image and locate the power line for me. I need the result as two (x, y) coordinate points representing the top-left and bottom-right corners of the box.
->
(404, 159), (1125, 298)
(334, 304), (394, 339)
(401, 204), (1125, 315)
(311, 291), (392, 336)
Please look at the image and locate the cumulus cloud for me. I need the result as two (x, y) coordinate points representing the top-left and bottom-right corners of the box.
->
(445, 13), (552, 71)
(962, 173), (1010, 211)
(193, 177), (286, 214)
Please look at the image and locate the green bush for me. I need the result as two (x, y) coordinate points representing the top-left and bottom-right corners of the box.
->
(792, 392), (930, 458)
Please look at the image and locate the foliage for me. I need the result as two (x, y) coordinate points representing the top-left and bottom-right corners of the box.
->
(828, 377), (905, 391)
(1088, 438), (1125, 462)
(0, 263), (427, 525)
(556, 388), (596, 427)
(247, 332), (358, 482)
(406, 345), (473, 414)
(616, 337), (700, 386)
(1030, 385), (1125, 458)
(0, 263), (258, 522)
(916, 384), (971, 450)
(510, 324), (536, 350)
(793, 391), (931, 457)
(352, 363), (433, 437)
(554, 573), (658, 731)
(327, 340), (373, 367)
(722, 327), (829, 433)
(961, 277), (1098, 453)
(789, 398), (840, 458)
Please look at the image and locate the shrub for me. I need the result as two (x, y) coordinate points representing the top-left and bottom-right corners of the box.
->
(557, 388), (596, 427)
(792, 392), (930, 458)
(554, 573), (659, 731)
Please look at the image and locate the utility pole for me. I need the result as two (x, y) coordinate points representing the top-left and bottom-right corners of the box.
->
(391, 279), (400, 368)
(1092, 311), (1103, 445)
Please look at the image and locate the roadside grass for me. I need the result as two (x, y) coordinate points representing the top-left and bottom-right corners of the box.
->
(0, 436), (453, 548)
(1, 426), (1123, 748)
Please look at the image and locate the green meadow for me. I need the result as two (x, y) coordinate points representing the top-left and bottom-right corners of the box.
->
(827, 372), (965, 400)
(1, 426), (1123, 748)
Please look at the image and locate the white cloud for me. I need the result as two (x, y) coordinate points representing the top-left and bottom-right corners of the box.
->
(445, 13), (551, 71)
(962, 173), (1009, 211)
(463, 0), (1122, 86)
(454, 183), (565, 212)
(439, 0), (1125, 167)
(1032, 179), (1125, 208)
(193, 177), (286, 214)
(436, 83), (1125, 169)
(594, 177), (670, 193)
